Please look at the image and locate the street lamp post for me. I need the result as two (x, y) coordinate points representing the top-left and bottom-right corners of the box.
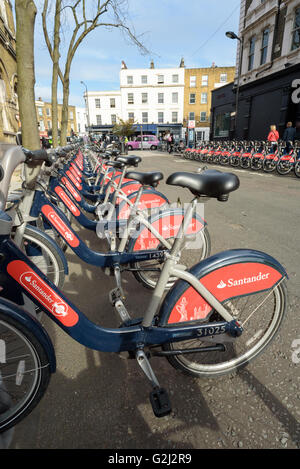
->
(81, 81), (90, 132)
(226, 31), (243, 139)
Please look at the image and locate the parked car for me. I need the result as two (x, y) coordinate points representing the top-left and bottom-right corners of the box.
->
(127, 135), (159, 150)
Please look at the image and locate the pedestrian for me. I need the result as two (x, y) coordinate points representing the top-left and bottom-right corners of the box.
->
(283, 122), (296, 148)
(167, 132), (173, 153)
(124, 135), (128, 154)
(267, 124), (279, 143)
(267, 124), (279, 152)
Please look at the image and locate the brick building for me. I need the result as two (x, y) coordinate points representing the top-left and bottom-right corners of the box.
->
(35, 98), (77, 139)
(0, 0), (18, 143)
(184, 64), (235, 142)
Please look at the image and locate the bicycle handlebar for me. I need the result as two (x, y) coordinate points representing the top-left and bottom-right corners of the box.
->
(22, 148), (57, 166)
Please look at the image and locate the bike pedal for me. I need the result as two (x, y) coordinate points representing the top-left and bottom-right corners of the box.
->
(149, 387), (172, 418)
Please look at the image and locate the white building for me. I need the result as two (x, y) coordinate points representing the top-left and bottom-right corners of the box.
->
(84, 60), (185, 139)
(119, 60), (185, 138)
(84, 90), (121, 128)
(75, 107), (88, 135)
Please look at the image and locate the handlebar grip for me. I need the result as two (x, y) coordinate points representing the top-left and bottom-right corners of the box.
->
(23, 148), (55, 165)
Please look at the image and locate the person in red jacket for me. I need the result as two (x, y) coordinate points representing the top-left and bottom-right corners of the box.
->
(267, 125), (279, 143)
(267, 124), (279, 152)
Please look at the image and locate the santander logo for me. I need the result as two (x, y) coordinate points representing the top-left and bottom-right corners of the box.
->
(7, 261), (79, 327)
(41, 205), (80, 247)
(217, 271), (270, 289)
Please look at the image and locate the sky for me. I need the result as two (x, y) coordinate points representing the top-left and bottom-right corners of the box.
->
(30, 0), (241, 109)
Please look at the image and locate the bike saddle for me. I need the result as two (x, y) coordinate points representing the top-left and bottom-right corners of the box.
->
(125, 171), (163, 187)
(106, 161), (125, 169)
(166, 169), (239, 201)
(116, 155), (141, 167)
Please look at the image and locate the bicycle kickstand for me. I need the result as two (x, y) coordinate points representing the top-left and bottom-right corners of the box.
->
(136, 349), (172, 418)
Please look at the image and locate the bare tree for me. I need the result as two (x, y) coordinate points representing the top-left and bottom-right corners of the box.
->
(42, 0), (150, 145)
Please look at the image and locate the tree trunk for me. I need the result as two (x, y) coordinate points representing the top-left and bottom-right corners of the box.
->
(51, 0), (61, 148)
(60, 74), (70, 146)
(15, 0), (41, 187)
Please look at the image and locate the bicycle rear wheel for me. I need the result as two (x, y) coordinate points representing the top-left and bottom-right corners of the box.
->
(0, 312), (51, 433)
(161, 280), (287, 377)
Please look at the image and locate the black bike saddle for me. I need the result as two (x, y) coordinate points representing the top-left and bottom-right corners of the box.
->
(166, 169), (239, 201)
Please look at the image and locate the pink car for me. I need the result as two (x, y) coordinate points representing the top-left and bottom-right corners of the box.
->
(127, 135), (159, 150)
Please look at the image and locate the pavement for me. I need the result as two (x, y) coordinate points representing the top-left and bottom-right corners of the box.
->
(3, 150), (300, 449)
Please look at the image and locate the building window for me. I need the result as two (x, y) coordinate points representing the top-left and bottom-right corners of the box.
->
(142, 92), (148, 104)
(158, 112), (164, 123)
(38, 107), (43, 116)
(189, 93), (196, 104)
(201, 93), (207, 104)
(96, 115), (102, 125)
(200, 112), (207, 122)
(214, 112), (230, 138)
(172, 92), (178, 104)
(141, 75), (147, 84)
(128, 112), (134, 122)
(189, 112), (195, 121)
(190, 76), (196, 87)
(158, 92), (164, 104)
(172, 74), (179, 83)
(128, 93), (134, 104)
(69, 111), (74, 120)
(142, 112), (148, 123)
(291, 7), (300, 51)
(172, 112), (178, 123)
(111, 114), (116, 125)
(127, 75), (133, 84)
(47, 120), (51, 129)
(248, 36), (256, 71)
(95, 99), (101, 108)
(39, 120), (45, 131)
(220, 73), (227, 83)
(46, 108), (51, 116)
(260, 28), (269, 64)
(157, 75), (164, 84)
(110, 98), (115, 108)
(202, 75), (208, 86)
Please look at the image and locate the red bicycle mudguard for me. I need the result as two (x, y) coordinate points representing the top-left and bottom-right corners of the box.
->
(159, 249), (287, 325)
(128, 208), (206, 251)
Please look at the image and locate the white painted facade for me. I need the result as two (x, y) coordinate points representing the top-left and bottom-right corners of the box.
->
(119, 62), (185, 125)
(236, 0), (300, 86)
(75, 107), (88, 135)
(85, 90), (121, 127)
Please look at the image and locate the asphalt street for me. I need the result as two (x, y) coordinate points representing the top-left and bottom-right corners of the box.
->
(7, 150), (300, 449)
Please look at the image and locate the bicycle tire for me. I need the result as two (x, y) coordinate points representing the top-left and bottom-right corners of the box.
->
(276, 161), (292, 175)
(0, 312), (51, 433)
(294, 161), (300, 178)
(13, 225), (66, 289)
(263, 160), (276, 172)
(161, 280), (287, 378)
(129, 226), (211, 290)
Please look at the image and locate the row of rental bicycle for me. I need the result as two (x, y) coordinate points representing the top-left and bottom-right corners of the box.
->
(0, 142), (288, 433)
(180, 140), (300, 177)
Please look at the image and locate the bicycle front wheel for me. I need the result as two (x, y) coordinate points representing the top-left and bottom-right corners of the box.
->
(14, 225), (66, 289)
(162, 280), (287, 377)
(0, 312), (51, 433)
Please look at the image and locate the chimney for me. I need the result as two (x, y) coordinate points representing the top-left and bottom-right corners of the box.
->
(121, 60), (127, 69)
(150, 60), (154, 69)
(179, 57), (185, 68)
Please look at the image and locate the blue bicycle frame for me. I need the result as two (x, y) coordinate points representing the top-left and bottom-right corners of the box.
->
(0, 210), (239, 361)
